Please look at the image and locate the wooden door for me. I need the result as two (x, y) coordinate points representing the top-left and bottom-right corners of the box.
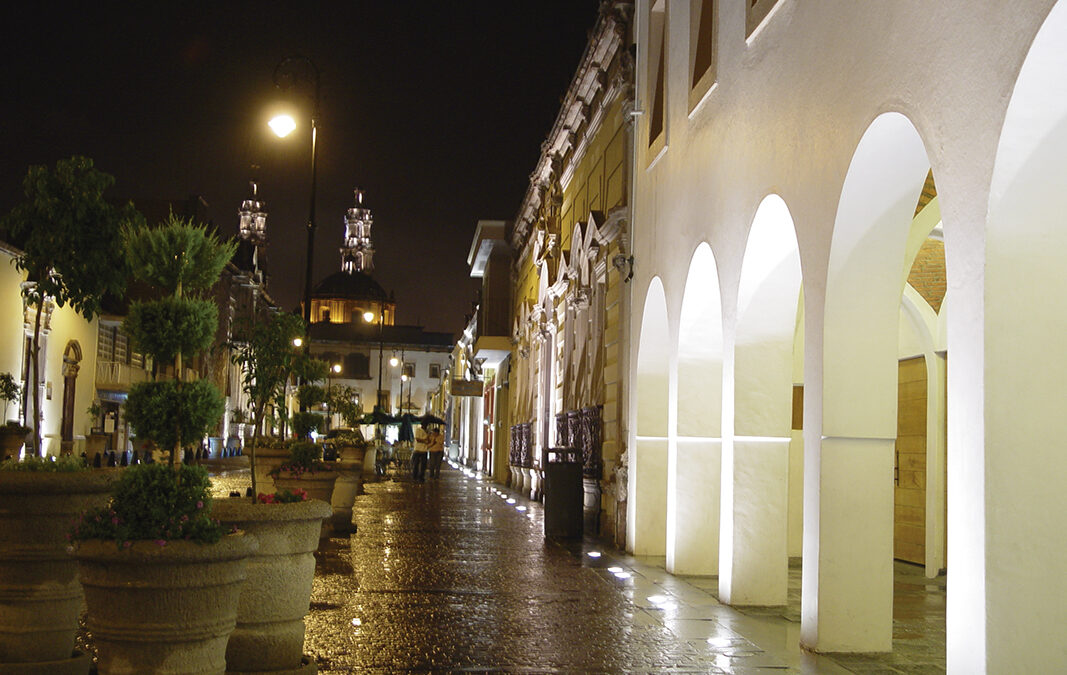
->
(895, 357), (927, 564)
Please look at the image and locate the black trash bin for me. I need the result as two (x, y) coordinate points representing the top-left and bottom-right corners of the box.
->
(543, 447), (584, 538)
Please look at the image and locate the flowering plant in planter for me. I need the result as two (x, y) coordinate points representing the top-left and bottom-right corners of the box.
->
(71, 463), (226, 549)
(256, 487), (309, 504)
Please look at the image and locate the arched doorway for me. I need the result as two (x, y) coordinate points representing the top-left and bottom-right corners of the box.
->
(672, 243), (722, 575)
(722, 195), (802, 605)
(811, 112), (936, 653)
(629, 278), (670, 555)
(60, 340), (82, 456)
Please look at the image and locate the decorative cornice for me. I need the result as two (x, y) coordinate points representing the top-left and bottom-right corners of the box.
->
(510, 1), (635, 252)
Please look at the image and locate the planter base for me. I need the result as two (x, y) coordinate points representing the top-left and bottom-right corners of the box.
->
(0, 650), (90, 675)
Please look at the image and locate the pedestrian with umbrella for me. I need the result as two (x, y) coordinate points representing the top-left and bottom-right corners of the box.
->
(403, 414), (427, 482)
(426, 425), (445, 479)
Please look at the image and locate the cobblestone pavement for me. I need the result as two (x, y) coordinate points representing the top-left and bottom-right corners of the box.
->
(210, 463), (945, 673)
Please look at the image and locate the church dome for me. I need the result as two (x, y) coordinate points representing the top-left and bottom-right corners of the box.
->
(311, 270), (388, 302)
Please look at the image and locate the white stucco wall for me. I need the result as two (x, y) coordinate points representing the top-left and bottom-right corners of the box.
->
(628, 0), (1063, 668)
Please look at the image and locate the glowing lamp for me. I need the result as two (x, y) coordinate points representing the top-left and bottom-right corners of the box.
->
(268, 114), (296, 137)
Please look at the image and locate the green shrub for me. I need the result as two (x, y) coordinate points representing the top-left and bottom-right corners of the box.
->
(125, 379), (224, 452)
(124, 297), (217, 362)
(296, 384), (325, 409)
(71, 464), (225, 547)
(0, 454), (88, 472)
(291, 411), (324, 438)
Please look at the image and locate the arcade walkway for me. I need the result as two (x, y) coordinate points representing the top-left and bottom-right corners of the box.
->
(214, 462), (945, 673)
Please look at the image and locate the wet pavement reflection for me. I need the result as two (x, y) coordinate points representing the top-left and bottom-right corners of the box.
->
(210, 463), (944, 673)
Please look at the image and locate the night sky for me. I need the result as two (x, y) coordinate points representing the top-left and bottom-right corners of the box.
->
(0, 2), (601, 336)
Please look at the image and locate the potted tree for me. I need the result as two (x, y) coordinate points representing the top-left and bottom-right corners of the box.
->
(212, 487), (330, 672)
(85, 401), (110, 458)
(216, 313), (335, 672)
(71, 214), (258, 674)
(0, 372), (29, 458)
(228, 311), (325, 498)
(71, 464), (256, 675)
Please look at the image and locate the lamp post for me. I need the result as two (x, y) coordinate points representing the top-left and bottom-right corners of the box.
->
(363, 308), (385, 442)
(363, 309), (385, 411)
(269, 55), (321, 345)
(326, 363), (341, 431)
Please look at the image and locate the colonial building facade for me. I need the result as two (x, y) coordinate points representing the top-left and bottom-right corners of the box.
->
(506, 1), (635, 543)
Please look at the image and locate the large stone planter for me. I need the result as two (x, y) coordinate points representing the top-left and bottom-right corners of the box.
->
(273, 471), (337, 540)
(0, 427), (28, 459)
(251, 445), (292, 494)
(0, 470), (116, 672)
(213, 498), (332, 674)
(74, 533), (258, 675)
(330, 445), (365, 533)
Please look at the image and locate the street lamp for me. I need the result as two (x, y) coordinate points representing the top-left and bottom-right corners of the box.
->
(363, 309), (384, 413)
(270, 55), (321, 343)
(325, 363), (341, 431)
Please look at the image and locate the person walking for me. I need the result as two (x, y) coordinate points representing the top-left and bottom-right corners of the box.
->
(426, 427), (445, 479)
(411, 429), (429, 483)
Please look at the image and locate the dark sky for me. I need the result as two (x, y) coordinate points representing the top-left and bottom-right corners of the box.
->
(0, 2), (601, 336)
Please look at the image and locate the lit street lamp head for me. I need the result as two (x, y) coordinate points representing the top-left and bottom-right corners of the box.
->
(268, 114), (297, 138)
(363, 311), (375, 323)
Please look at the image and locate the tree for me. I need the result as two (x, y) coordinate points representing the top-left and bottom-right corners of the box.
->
(122, 214), (235, 465)
(0, 156), (141, 456)
(230, 311), (325, 498)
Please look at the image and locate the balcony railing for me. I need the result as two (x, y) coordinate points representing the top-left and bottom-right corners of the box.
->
(95, 360), (150, 391)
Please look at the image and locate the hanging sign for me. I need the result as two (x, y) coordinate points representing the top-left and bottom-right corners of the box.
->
(450, 379), (484, 397)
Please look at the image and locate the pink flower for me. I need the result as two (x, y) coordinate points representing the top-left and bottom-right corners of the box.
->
(196, 500), (204, 509)
(154, 539), (167, 547)
(123, 541), (132, 549)
(111, 516), (119, 525)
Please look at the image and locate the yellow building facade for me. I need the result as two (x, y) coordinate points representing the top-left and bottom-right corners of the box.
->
(508, 1), (635, 543)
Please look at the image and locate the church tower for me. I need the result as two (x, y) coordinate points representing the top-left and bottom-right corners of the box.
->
(236, 180), (268, 281)
(341, 188), (374, 273)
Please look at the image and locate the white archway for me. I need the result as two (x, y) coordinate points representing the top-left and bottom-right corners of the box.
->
(629, 278), (671, 555)
(808, 112), (932, 653)
(721, 195), (802, 605)
(983, 1), (1067, 669)
(671, 243), (723, 575)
